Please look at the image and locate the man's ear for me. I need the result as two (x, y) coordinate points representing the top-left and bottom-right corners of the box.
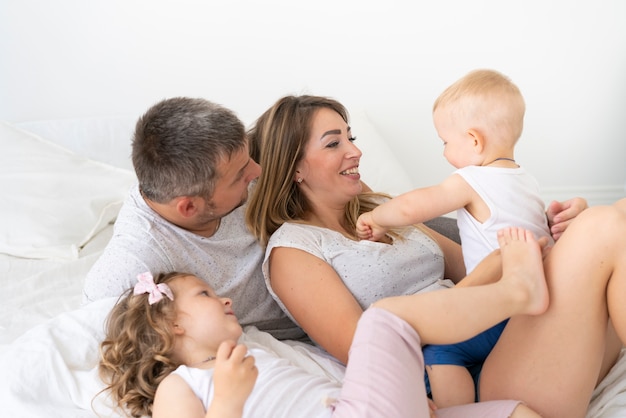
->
(175, 196), (200, 218)
(467, 129), (485, 154)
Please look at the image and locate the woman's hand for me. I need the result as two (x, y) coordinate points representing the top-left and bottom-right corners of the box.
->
(546, 197), (588, 241)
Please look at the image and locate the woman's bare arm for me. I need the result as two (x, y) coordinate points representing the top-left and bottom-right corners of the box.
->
(269, 247), (364, 364)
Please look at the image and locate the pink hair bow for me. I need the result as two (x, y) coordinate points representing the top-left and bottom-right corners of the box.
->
(133, 272), (174, 305)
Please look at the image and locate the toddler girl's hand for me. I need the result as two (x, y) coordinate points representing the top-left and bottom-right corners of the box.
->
(208, 340), (258, 418)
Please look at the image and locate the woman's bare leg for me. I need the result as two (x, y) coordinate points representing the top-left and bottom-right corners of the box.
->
(373, 227), (549, 345)
(480, 199), (626, 418)
(510, 404), (543, 418)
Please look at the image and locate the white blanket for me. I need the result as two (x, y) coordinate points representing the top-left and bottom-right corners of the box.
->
(0, 293), (345, 417)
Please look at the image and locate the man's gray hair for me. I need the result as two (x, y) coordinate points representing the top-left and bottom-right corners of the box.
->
(132, 97), (246, 202)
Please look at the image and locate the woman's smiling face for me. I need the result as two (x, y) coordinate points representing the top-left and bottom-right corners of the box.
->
(295, 107), (363, 208)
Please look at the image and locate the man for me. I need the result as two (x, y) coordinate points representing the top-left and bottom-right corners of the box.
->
(84, 97), (303, 340)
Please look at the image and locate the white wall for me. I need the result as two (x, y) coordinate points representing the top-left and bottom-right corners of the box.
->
(2, 0), (625, 205)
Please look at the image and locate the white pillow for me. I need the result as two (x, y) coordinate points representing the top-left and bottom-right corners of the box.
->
(16, 116), (136, 170)
(0, 121), (136, 259)
(16, 112), (414, 196)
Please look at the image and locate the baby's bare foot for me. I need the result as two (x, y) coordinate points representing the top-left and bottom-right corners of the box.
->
(536, 236), (552, 260)
(497, 227), (549, 315)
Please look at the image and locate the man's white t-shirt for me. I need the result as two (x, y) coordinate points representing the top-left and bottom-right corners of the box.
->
(83, 185), (302, 340)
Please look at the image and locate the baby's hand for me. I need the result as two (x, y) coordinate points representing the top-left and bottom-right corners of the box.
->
(356, 212), (388, 242)
(356, 212), (374, 240)
(208, 340), (258, 418)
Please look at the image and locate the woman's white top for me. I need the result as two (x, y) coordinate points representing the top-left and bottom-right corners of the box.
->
(263, 222), (451, 328)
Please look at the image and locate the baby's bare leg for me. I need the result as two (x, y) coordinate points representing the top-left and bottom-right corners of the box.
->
(373, 226), (548, 345)
(427, 365), (475, 407)
(480, 199), (626, 418)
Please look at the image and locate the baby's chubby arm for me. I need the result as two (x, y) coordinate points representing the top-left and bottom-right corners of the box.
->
(357, 174), (474, 241)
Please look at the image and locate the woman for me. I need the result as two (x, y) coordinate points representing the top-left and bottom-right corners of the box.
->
(245, 94), (626, 417)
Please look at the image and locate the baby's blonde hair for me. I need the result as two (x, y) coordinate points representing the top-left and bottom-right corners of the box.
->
(98, 272), (187, 417)
(433, 69), (526, 146)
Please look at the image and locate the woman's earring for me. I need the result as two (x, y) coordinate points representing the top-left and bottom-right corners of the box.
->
(296, 178), (303, 184)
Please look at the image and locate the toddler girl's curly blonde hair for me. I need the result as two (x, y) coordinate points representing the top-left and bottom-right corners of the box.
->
(98, 271), (187, 417)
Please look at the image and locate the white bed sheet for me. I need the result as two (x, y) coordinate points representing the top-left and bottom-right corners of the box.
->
(2, 117), (626, 417)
